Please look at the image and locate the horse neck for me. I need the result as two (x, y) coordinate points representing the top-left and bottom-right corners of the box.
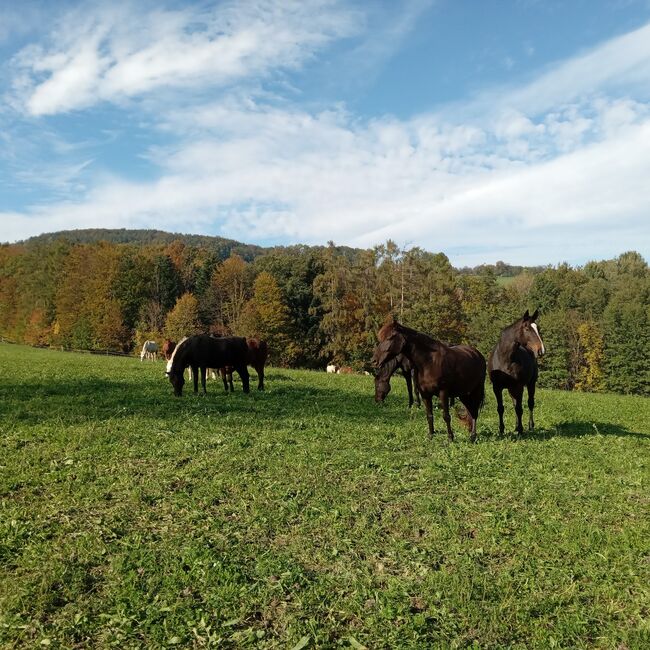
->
(494, 323), (525, 365)
(170, 341), (190, 372)
(402, 334), (440, 367)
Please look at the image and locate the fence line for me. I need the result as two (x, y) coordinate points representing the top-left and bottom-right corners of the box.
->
(0, 337), (147, 359)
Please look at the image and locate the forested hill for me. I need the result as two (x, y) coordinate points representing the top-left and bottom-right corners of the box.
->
(1, 230), (648, 395)
(21, 229), (266, 262)
(19, 228), (545, 277)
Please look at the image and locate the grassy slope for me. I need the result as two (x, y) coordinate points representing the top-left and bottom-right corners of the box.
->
(1, 344), (649, 649)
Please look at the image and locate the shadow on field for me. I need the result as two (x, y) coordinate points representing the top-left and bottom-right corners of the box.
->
(0, 373), (385, 427)
(520, 421), (648, 440)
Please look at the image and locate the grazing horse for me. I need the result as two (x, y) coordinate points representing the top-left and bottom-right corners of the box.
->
(488, 309), (545, 435)
(373, 319), (486, 442)
(218, 338), (269, 392)
(374, 353), (421, 408)
(162, 339), (176, 360)
(140, 340), (158, 362)
(166, 335), (250, 397)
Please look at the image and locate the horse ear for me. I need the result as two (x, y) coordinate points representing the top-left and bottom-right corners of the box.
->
(523, 310), (530, 321)
(530, 308), (539, 321)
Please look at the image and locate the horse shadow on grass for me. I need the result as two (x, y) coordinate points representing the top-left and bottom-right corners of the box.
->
(478, 421), (648, 441)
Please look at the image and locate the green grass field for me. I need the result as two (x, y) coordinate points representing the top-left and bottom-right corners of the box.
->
(1, 344), (649, 649)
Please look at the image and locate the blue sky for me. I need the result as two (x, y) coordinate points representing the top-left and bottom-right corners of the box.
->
(1, 0), (650, 265)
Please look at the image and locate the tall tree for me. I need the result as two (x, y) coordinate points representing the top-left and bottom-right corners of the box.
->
(240, 272), (296, 366)
(164, 293), (201, 342)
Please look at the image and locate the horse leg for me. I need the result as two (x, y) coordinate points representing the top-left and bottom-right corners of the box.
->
(220, 368), (229, 392)
(423, 395), (434, 438)
(413, 371), (421, 408)
(527, 381), (536, 431)
(200, 367), (207, 394)
(439, 390), (454, 442)
(227, 369), (234, 392)
(493, 384), (505, 434)
(256, 363), (264, 391)
(237, 365), (250, 393)
(508, 385), (524, 434)
(404, 370), (414, 408)
(191, 365), (199, 394)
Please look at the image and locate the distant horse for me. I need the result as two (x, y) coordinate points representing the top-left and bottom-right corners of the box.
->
(166, 335), (250, 397)
(218, 338), (268, 392)
(373, 318), (486, 442)
(374, 353), (421, 408)
(337, 366), (355, 375)
(140, 340), (158, 362)
(488, 309), (545, 435)
(162, 339), (176, 360)
(326, 364), (338, 373)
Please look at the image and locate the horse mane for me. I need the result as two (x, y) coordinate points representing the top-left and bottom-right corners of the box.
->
(394, 321), (442, 352)
(166, 336), (189, 373)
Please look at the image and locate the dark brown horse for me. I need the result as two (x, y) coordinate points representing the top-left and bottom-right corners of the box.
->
(166, 335), (250, 396)
(218, 338), (268, 392)
(488, 309), (545, 434)
(374, 353), (421, 408)
(373, 319), (486, 442)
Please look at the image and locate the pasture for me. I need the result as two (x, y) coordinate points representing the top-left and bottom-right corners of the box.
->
(1, 344), (649, 648)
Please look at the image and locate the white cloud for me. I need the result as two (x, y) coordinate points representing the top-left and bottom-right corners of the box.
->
(10, 0), (360, 116)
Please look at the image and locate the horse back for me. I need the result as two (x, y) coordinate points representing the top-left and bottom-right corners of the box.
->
(187, 335), (248, 369)
(416, 344), (485, 396)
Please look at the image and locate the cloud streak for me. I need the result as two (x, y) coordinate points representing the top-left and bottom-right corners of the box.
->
(10, 0), (360, 116)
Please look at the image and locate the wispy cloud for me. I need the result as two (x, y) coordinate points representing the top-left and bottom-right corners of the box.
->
(9, 0), (361, 116)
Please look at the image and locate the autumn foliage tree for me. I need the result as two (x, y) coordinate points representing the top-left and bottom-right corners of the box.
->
(240, 272), (295, 366)
(164, 293), (201, 342)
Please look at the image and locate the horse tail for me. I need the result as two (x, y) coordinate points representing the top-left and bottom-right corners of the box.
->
(454, 381), (486, 431)
(477, 379), (486, 414)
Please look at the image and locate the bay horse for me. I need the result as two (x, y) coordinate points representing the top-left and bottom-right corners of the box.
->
(166, 335), (250, 397)
(488, 309), (545, 435)
(162, 339), (176, 360)
(373, 319), (486, 442)
(374, 353), (421, 408)
(140, 340), (158, 362)
(218, 338), (268, 392)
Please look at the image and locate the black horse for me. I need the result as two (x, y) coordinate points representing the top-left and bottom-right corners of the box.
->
(374, 353), (421, 408)
(166, 335), (250, 397)
(373, 318), (486, 442)
(488, 309), (545, 434)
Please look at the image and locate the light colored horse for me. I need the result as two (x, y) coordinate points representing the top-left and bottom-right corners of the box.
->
(326, 364), (338, 373)
(140, 340), (159, 362)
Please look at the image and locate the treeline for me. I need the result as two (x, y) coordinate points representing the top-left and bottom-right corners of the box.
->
(0, 233), (648, 395)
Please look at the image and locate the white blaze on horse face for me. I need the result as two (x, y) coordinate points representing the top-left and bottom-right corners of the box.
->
(531, 323), (545, 354)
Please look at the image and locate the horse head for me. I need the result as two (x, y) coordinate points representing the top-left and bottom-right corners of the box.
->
(167, 369), (185, 396)
(372, 329), (406, 367)
(515, 309), (545, 358)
